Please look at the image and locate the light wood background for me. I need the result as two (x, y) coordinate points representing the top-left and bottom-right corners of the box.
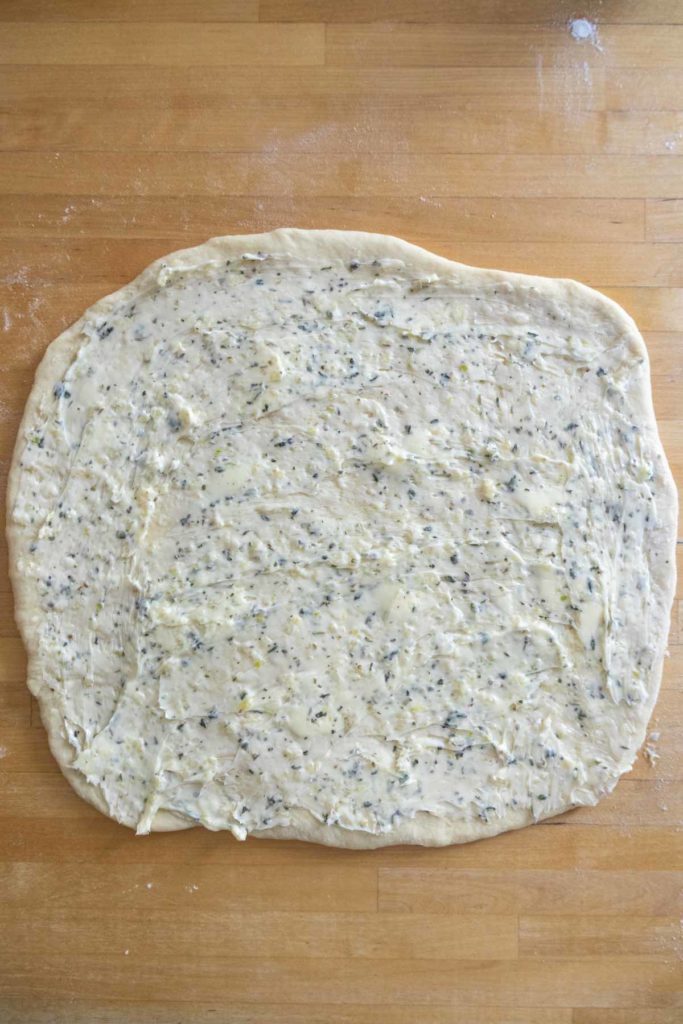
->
(0, 2), (682, 1022)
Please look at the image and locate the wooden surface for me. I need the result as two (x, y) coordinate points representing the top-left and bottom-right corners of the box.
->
(0, 2), (682, 1021)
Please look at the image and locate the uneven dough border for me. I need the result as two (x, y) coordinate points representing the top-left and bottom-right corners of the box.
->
(7, 229), (678, 847)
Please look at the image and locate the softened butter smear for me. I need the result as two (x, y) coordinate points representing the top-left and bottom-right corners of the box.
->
(10, 242), (673, 840)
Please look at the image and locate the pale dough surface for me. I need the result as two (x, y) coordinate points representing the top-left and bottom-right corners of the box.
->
(7, 230), (677, 847)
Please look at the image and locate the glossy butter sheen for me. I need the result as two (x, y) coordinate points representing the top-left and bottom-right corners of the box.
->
(10, 241), (670, 840)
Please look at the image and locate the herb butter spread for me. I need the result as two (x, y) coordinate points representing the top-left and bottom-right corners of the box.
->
(8, 230), (677, 847)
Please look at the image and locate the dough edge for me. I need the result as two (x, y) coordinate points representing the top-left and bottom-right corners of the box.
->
(7, 228), (678, 848)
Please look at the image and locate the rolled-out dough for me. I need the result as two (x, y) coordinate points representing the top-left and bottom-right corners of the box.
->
(7, 230), (677, 847)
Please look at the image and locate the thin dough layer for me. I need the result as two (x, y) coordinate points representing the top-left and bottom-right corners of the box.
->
(7, 230), (677, 847)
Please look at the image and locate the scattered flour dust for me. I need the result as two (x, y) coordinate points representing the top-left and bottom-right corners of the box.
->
(0, 267), (49, 350)
(0, 267), (42, 433)
(535, 17), (603, 119)
(252, 105), (407, 223)
(643, 730), (661, 767)
(568, 18), (603, 51)
(1, 267), (30, 289)
(0, 746), (7, 760)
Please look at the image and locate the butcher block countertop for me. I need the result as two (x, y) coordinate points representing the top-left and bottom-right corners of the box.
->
(1, 2), (682, 1022)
